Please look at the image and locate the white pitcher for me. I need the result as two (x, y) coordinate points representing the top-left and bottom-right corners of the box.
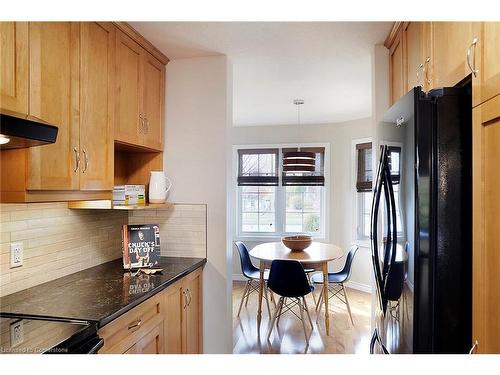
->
(148, 171), (172, 204)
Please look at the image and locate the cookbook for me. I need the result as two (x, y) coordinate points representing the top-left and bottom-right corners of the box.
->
(122, 224), (160, 270)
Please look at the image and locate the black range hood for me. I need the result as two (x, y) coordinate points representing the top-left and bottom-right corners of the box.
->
(0, 114), (58, 150)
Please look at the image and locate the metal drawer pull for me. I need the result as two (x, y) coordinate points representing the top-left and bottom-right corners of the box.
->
(82, 149), (89, 173)
(187, 288), (192, 307)
(127, 319), (142, 330)
(469, 340), (478, 354)
(73, 147), (80, 172)
(467, 37), (479, 77)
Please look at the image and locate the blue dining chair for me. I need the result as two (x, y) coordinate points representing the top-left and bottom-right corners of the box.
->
(234, 241), (272, 317)
(311, 244), (359, 325)
(266, 259), (314, 344)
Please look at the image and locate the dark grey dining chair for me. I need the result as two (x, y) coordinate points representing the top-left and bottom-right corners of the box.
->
(311, 244), (359, 325)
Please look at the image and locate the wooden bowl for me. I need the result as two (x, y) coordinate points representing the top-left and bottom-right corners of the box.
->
(281, 235), (312, 252)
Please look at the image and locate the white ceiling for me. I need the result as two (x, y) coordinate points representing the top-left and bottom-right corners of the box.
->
(130, 22), (392, 127)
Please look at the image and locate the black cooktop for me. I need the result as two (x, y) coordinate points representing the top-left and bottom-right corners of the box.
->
(0, 315), (99, 354)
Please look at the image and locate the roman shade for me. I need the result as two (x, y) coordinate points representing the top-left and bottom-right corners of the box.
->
(282, 147), (325, 186)
(356, 142), (373, 192)
(237, 148), (279, 186)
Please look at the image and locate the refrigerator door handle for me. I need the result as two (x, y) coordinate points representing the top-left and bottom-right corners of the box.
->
(371, 145), (387, 311)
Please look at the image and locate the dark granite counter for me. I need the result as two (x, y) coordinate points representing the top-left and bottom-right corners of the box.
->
(0, 257), (206, 327)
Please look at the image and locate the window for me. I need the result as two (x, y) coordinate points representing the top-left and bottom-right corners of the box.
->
(236, 146), (327, 238)
(354, 142), (403, 241)
(355, 141), (373, 241)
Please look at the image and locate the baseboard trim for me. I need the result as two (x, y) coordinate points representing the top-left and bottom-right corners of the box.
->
(344, 280), (372, 294)
(232, 274), (247, 282)
(233, 273), (372, 294)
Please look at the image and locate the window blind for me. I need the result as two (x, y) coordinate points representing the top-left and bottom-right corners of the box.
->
(237, 148), (279, 186)
(282, 147), (325, 186)
(356, 142), (372, 192)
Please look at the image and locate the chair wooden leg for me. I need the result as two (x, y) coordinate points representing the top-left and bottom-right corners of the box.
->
(237, 280), (250, 317)
(269, 288), (276, 308)
(264, 283), (271, 317)
(276, 297), (285, 327)
(302, 296), (313, 330)
(297, 298), (309, 345)
(267, 297), (283, 341)
(245, 280), (252, 307)
(342, 284), (354, 325)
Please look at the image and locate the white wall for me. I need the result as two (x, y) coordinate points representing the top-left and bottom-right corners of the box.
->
(164, 56), (232, 353)
(231, 118), (373, 290)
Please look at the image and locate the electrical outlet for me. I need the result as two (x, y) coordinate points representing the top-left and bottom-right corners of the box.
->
(10, 242), (23, 268)
(10, 320), (24, 347)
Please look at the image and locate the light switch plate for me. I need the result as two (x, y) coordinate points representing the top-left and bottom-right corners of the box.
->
(10, 320), (24, 347)
(10, 242), (23, 268)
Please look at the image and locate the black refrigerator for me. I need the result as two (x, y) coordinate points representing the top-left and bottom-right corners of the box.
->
(370, 83), (472, 354)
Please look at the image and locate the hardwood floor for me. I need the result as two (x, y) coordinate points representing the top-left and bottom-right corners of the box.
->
(232, 280), (372, 354)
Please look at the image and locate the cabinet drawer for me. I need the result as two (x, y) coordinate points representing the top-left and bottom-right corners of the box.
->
(98, 292), (164, 353)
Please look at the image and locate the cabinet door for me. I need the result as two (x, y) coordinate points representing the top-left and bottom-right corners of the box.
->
(0, 22), (28, 116)
(473, 22), (500, 107)
(115, 30), (142, 146)
(472, 94), (500, 354)
(164, 281), (183, 353)
(405, 22), (424, 90)
(141, 52), (164, 151)
(431, 22), (478, 89)
(134, 321), (165, 354)
(183, 270), (202, 354)
(389, 29), (405, 105)
(79, 22), (115, 190)
(27, 22), (80, 190)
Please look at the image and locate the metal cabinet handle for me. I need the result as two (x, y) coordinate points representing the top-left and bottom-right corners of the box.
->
(183, 290), (188, 309)
(82, 149), (89, 173)
(467, 37), (479, 77)
(416, 63), (424, 85)
(73, 147), (80, 173)
(138, 114), (144, 134)
(423, 57), (431, 85)
(187, 288), (192, 306)
(127, 319), (142, 330)
(469, 340), (478, 354)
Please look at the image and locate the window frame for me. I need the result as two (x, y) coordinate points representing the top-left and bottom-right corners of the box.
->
(233, 143), (330, 241)
(352, 138), (373, 247)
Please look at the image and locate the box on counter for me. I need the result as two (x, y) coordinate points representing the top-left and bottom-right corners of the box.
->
(113, 185), (146, 206)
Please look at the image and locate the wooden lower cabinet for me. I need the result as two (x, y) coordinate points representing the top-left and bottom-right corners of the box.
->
(472, 94), (500, 353)
(98, 267), (203, 354)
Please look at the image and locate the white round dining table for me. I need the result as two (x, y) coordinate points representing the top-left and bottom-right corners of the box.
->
(249, 241), (344, 336)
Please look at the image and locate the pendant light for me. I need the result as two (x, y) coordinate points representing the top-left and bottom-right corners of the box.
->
(282, 99), (316, 173)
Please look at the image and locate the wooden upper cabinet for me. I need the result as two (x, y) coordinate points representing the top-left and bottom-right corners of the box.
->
(0, 22), (28, 116)
(115, 30), (142, 147)
(472, 23), (500, 107)
(430, 22), (479, 89)
(27, 22), (80, 191)
(79, 22), (115, 191)
(141, 52), (165, 151)
(389, 28), (405, 106)
(472, 94), (500, 354)
(114, 28), (165, 151)
(405, 22), (423, 90)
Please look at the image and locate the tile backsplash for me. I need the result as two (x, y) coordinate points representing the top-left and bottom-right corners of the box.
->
(0, 202), (207, 297)
(128, 204), (207, 259)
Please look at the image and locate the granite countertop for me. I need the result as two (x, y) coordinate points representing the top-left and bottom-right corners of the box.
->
(0, 257), (206, 327)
